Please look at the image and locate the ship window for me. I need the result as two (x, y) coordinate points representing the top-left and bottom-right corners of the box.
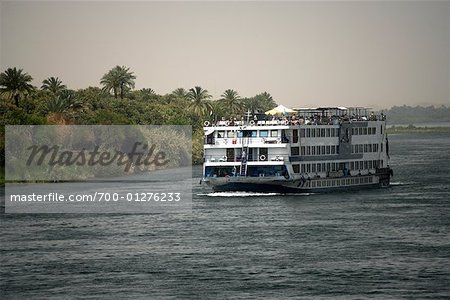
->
(227, 131), (235, 138)
(317, 163), (321, 172)
(321, 128), (326, 137)
(306, 147), (311, 156)
(359, 128), (363, 135)
(326, 146), (331, 155)
(363, 128), (368, 135)
(312, 181), (316, 187)
(251, 131), (257, 137)
(322, 145), (326, 155)
(364, 144), (368, 152)
(301, 164), (306, 173)
(293, 129), (298, 143)
(331, 146), (336, 154)
(237, 131), (243, 138)
(301, 146), (306, 156)
(307, 164), (311, 173)
(316, 128), (320, 137)
(311, 147), (316, 155)
(270, 130), (278, 137)
(311, 129), (316, 138)
(300, 129), (305, 138)
(381, 125), (383, 135)
(217, 131), (225, 138)
(326, 128), (331, 137)
(291, 147), (299, 156)
(293, 164), (300, 173)
(306, 129), (310, 138)
(373, 127), (376, 134)
(332, 163), (337, 171)
(326, 163), (331, 172)
(259, 130), (269, 137)
(311, 164), (316, 172)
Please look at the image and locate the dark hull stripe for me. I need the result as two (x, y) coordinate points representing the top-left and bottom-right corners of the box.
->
(211, 182), (387, 193)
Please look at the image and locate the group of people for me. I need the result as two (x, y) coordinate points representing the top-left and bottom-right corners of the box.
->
(209, 111), (386, 127)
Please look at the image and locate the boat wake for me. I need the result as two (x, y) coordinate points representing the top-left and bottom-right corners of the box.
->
(390, 181), (414, 186)
(198, 192), (281, 197)
(198, 191), (317, 197)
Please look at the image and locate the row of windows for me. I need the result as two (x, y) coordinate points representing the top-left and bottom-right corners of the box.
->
(292, 160), (383, 174)
(351, 143), (381, 154)
(217, 130), (279, 138)
(300, 128), (339, 138)
(302, 176), (374, 188)
(294, 145), (339, 156)
(351, 127), (377, 135)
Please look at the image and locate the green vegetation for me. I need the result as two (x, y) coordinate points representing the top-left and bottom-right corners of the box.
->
(0, 66), (278, 185)
(387, 124), (450, 134)
(383, 105), (450, 125)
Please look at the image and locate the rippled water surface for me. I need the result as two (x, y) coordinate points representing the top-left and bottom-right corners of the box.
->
(1, 133), (450, 298)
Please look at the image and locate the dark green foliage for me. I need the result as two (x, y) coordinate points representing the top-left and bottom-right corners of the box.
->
(382, 105), (450, 124)
(0, 67), (35, 107)
(0, 66), (284, 177)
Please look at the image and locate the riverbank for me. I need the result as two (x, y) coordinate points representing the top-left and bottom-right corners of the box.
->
(386, 125), (450, 134)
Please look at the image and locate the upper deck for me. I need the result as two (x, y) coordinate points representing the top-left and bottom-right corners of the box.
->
(203, 106), (386, 129)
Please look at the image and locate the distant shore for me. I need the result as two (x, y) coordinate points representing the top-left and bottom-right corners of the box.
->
(386, 125), (450, 134)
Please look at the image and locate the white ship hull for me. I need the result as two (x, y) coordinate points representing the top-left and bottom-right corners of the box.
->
(202, 107), (392, 193)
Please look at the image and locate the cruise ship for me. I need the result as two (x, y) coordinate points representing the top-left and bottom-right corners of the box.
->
(201, 106), (392, 193)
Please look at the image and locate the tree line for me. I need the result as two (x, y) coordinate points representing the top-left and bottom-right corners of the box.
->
(0, 65), (278, 171)
(382, 105), (450, 125)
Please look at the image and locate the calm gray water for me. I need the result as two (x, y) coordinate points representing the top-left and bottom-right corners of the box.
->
(1, 133), (450, 299)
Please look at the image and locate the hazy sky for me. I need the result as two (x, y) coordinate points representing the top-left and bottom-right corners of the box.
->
(1, 1), (449, 109)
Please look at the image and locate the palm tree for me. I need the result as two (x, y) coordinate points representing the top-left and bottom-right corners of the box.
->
(243, 92), (277, 115)
(186, 86), (213, 116)
(41, 76), (66, 95)
(220, 89), (242, 114)
(171, 88), (188, 100)
(0, 67), (34, 107)
(242, 97), (260, 115)
(139, 88), (156, 101)
(47, 90), (80, 113)
(258, 91), (277, 111)
(100, 65), (136, 99)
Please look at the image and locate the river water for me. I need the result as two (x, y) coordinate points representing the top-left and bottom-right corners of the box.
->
(1, 133), (450, 298)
